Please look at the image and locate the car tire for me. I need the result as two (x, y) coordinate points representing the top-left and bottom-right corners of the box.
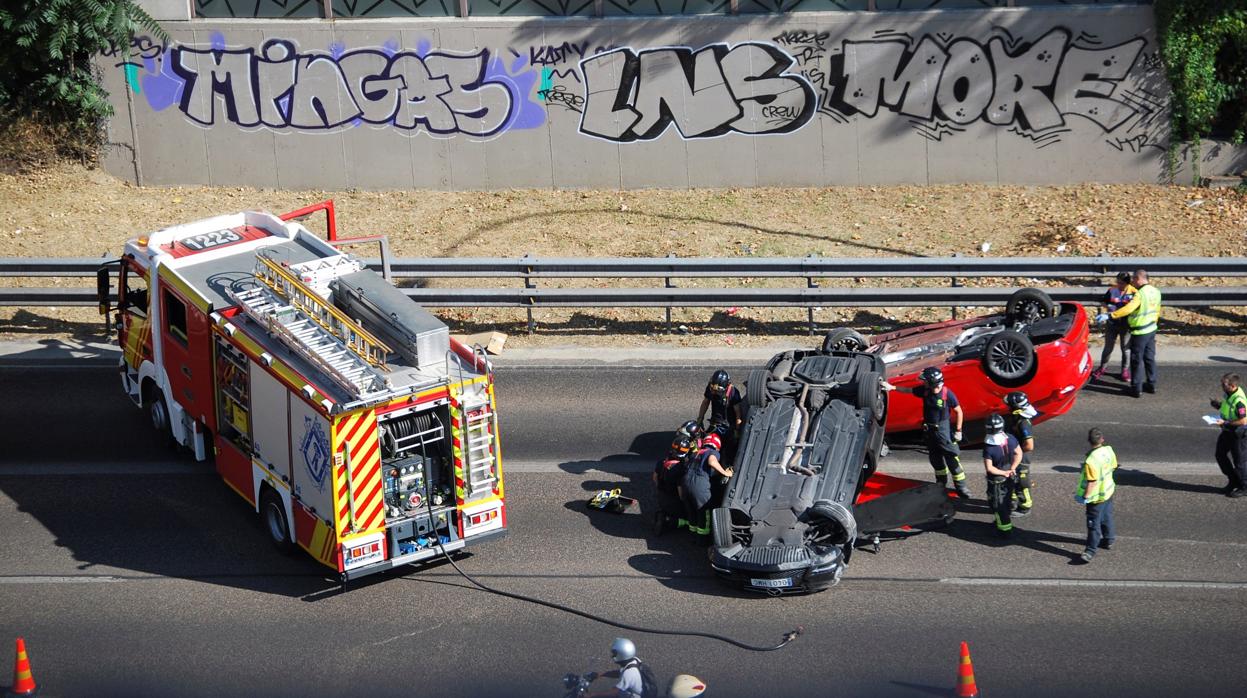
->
(1006, 288), (1056, 325)
(809, 500), (858, 545)
(821, 328), (868, 353)
(856, 371), (885, 422)
(982, 330), (1037, 384)
(746, 368), (771, 408)
(261, 487), (295, 555)
(711, 507), (733, 548)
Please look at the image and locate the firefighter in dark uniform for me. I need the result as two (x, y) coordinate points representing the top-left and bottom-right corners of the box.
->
(652, 435), (695, 531)
(1211, 372), (1247, 498)
(982, 413), (1023, 536)
(681, 433), (733, 536)
(883, 367), (972, 499)
(1003, 391), (1037, 515)
(698, 370), (744, 461)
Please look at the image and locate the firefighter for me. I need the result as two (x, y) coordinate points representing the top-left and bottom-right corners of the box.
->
(983, 414), (1023, 537)
(1076, 428), (1118, 563)
(681, 433), (732, 536)
(1093, 271), (1136, 382)
(697, 370), (743, 456)
(1211, 373), (1247, 498)
(653, 435), (695, 530)
(882, 367), (972, 499)
(1100, 268), (1161, 398)
(1003, 391), (1037, 515)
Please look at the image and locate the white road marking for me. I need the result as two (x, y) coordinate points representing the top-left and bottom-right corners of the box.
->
(941, 577), (1247, 590)
(0, 576), (125, 584)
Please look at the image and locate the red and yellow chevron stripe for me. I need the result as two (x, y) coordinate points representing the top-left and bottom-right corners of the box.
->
(333, 409), (385, 535)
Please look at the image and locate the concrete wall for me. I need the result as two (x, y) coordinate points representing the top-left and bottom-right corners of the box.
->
(97, 7), (1247, 189)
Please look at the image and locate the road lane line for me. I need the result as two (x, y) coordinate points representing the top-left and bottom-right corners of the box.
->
(0, 575), (125, 584)
(940, 577), (1247, 590)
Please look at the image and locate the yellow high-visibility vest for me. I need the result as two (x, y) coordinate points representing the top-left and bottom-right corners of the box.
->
(1128, 285), (1161, 336)
(1222, 387), (1247, 423)
(1077, 445), (1117, 504)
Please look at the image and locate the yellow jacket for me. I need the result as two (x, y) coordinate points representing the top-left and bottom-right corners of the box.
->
(1109, 284), (1143, 319)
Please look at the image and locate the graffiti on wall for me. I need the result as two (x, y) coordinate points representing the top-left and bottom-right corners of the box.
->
(578, 42), (817, 142)
(772, 26), (1166, 149)
(104, 34), (546, 137)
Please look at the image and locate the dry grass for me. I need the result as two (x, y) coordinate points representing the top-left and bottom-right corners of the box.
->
(1, 164), (1244, 347)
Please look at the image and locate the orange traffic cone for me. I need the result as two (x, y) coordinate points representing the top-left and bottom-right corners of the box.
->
(9, 637), (37, 697)
(955, 641), (979, 697)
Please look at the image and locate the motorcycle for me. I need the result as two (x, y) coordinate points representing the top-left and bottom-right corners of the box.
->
(560, 671), (707, 698)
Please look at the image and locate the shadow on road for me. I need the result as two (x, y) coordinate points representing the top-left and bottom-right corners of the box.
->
(939, 518), (1085, 559)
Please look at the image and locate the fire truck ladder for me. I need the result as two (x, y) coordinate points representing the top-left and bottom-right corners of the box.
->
(461, 402), (497, 499)
(230, 257), (394, 398)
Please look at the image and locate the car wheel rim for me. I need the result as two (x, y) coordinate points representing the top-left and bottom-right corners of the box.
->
(990, 340), (1028, 375)
(265, 502), (286, 543)
(1017, 300), (1045, 323)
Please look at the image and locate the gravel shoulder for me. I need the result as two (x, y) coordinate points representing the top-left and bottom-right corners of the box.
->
(1, 164), (1244, 348)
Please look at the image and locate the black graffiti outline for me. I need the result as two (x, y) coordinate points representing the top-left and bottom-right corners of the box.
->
(577, 41), (817, 143)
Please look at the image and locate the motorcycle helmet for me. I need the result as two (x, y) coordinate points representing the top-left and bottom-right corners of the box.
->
(611, 637), (637, 664)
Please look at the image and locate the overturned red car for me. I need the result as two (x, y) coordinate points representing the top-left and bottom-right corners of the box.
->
(820, 288), (1092, 435)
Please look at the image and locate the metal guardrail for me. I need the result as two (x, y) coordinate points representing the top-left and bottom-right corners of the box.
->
(4, 256), (1242, 334)
(5, 256), (1247, 278)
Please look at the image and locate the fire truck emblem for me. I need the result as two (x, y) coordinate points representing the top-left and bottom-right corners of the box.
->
(300, 417), (331, 492)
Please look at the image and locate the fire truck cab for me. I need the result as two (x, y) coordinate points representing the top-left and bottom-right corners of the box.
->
(97, 202), (505, 580)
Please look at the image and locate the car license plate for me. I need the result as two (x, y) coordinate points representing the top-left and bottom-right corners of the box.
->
(750, 577), (793, 589)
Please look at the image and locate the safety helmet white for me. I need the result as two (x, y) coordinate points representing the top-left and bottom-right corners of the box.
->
(611, 637), (637, 664)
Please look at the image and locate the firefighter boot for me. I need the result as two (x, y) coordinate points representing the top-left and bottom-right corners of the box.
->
(952, 472), (972, 500)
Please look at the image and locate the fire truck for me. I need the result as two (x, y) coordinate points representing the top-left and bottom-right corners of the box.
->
(95, 201), (506, 580)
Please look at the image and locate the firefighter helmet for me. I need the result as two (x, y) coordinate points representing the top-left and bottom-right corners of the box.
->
(985, 413), (1006, 434)
(920, 367), (944, 387)
(702, 433), (722, 451)
(1004, 391), (1031, 410)
(672, 435), (694, 455)
(611, 637), (637, 664)
(677, 419), (703, 440)
(709, 369), (730, 395)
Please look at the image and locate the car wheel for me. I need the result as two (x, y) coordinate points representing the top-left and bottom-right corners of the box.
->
(147, 390), (176, 447)
(1006, 288), (1056, 325)
(746, 367), (771, 409)
(982, 330), (1036, 384)
(809, 500), (857, 545)
(711, 507), (733, 548)
(261, 488), (295, 554)
(821, 328), (868, 353)
(856, 371), (885, 422)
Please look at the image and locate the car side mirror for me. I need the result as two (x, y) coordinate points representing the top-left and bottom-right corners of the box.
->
(96, 266), (112, 317)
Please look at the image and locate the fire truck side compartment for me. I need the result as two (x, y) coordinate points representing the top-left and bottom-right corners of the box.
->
(330, 270), (450, 370)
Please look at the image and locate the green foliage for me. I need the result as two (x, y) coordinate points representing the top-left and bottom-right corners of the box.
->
(1155, 0), (1247, 153)
(0, 0), (166, 153)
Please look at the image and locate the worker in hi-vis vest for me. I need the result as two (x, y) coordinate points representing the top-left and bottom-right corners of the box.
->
(1100, 268), (1161, 399)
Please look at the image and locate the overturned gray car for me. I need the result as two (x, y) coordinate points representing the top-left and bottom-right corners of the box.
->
(708, 347), (953, 595)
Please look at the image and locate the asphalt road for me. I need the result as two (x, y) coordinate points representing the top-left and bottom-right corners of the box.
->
(2, 364), (1246, 697)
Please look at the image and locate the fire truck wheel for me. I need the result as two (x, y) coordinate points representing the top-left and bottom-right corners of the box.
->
(148, 392), (172, 444)
(261, 488), (295, 554)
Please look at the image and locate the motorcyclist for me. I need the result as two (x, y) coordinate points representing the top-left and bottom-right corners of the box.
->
(882, 367), (972, 499)
(697, 370), (743, 457)
(585, 638), (649, 698)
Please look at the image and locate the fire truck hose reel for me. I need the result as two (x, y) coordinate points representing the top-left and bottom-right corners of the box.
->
(413, 442), (801, 653)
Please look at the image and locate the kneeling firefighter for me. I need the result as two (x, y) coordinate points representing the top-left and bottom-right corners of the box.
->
(653, 435), (695, 530)
(983, 413), (1024, 536)
(1004, 391), (1037, 515)
(681, 434), (733, 536)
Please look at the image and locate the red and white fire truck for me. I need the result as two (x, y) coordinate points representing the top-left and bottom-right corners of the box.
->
(96, 201), (506, 580)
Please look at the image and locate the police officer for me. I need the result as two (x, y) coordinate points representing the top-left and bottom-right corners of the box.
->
(1100, 268), (1161, 398)
(1076, 428), (1118, 564)
(983, 414), (1023, 537)
(1211, 372), (1247, 498)
(698, 370), (743, 455)
(681, 433), (733, 536)
(883, 367), (972, 499)
(1003, 391), (1037, 515)
(653, 435), (695, 531)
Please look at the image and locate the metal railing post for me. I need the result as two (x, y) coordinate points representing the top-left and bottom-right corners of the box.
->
(523, 254), (536, 334)
(950, 252), (962, 320)
(665, 253), (675, 334)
